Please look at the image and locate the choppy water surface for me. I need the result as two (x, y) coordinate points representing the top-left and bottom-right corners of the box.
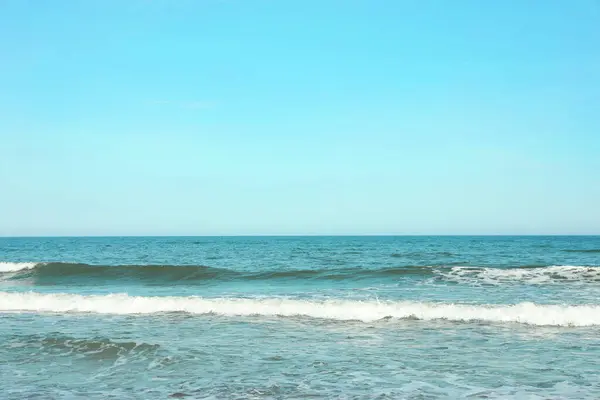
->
(1, 236), (600, 399)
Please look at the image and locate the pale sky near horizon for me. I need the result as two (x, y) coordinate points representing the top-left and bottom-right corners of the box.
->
(1, 0), (599, 236)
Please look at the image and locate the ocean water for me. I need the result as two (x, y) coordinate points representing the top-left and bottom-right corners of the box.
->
(1, 236), (600, 399)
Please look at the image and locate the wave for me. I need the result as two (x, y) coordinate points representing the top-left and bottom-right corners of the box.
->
(440, 265), (600, 285)
(563, 249), (600, 253)
(1, 291), (599, 326)
(2, 262), (239, 282)
(2, 262), (600, 285)
(0, 262), (437, 283)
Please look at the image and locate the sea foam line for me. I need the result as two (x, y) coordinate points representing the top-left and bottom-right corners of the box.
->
(1, 291), (599, 326)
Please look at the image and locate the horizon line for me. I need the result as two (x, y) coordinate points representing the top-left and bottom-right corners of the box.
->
(1, 234), (599, 238)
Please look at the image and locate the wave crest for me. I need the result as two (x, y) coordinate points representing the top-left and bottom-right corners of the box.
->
(0, 262), (37, 273)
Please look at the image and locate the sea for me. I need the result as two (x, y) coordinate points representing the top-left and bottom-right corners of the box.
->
(1, 236), (599, 399)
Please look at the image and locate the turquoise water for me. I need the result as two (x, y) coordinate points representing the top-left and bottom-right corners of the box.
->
(1, 236), (600, 399)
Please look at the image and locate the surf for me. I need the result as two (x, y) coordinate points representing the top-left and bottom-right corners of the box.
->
(2, 291), (600, 326)
(441, 265), (600, 284)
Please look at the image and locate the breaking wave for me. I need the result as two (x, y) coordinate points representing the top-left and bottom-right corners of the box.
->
(0, 262), (37, 273)
(439, 265), (600, 285)
(1, 291), (599, 326)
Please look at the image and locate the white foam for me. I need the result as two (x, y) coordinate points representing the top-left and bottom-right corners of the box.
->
(439, 265), (600, 285)
(0, 262), (37, 273)
(1, 291), (599, 326)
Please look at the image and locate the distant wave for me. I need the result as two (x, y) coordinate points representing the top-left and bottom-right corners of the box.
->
(1, 291), (599, 326)
(562, 249), (600, 253)
(390, 252), (454, 258)
(2, 262), (600, 285)
(1, 262), (238, 282)
(0, 262), (438, 283)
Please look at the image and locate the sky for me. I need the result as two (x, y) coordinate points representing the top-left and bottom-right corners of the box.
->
(0, 0), (599, 236)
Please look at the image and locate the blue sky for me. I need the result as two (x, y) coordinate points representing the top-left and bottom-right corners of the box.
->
(1, 0), (599, 236)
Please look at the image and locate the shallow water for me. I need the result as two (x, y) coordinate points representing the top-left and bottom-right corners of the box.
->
(1, 236), (600, 399)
